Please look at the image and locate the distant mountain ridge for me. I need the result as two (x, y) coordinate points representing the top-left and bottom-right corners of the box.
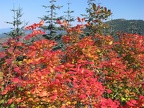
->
(0, 19), (144, 38)
(0, 28), (11, 38)
(0, 28), (11, 34)
(0, 28), (32, 38)
(107, 19), (144, 35)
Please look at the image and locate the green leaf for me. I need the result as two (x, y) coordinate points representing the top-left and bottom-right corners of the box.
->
(10, 104), (15, 108)
(0, 99), (5, 104)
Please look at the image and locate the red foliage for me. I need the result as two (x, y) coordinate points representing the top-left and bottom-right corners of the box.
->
(25, 20), (45, 40)
(0, 20), (144, 108)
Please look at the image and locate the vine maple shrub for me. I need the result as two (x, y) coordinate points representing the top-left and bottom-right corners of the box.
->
(0, 16), (144, 108)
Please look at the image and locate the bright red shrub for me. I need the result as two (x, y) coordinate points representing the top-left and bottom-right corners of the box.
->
(0, 19), (144, 108)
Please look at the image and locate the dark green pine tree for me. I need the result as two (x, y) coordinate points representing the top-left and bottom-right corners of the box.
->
(63, 0), (75, 27)
(41, 0), (63, 40)
(5, 6), (27, 40)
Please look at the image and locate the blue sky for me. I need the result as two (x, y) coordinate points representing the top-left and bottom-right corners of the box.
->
(0, 0), (144, 29)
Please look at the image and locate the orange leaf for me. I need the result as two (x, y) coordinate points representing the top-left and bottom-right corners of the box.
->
(86, 22), (91, 26)
(63, 20), (68, 27)
(39, 20), (44, 26)
(40, 91), (48, 97)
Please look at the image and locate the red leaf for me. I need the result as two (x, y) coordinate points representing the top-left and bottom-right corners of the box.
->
(81, 18), (85, 22)
(127, 99), (137, 106)
(77, 17), (81, 22)
(56, 20), (62, 24)
(1, 89), (8, 95)
(5, 58), (13, 65)
(50, 95), (57, 102)
(79, 94), (86, 99)
(12, 78), (21, 83)
(0, 52), (6, 59)
(7, 98), (13, 104)
(1, 86), (10, 95)
(25, 35), (32, 40)
(14, 67), (21, 74)
(97, 5), (101, 9)
(106, 89), (112, 94)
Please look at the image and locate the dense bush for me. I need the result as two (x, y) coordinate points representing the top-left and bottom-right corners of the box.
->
(0, 3), (144, 108)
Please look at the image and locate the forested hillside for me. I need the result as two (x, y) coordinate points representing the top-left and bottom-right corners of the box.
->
(107, 19), (144, 35)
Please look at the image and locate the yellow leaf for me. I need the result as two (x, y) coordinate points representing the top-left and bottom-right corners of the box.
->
(66, 101), (71, 105)
(0, 72), (3, 80)
(18, 61), (23, 65)
(96, 49), (101, 53)
(109, 41), (113, 45)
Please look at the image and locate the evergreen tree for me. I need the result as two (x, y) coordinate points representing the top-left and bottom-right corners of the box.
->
(5, 7), (26, 40)
(41, 0), (63, 40)
(63, 0), (74, 26)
